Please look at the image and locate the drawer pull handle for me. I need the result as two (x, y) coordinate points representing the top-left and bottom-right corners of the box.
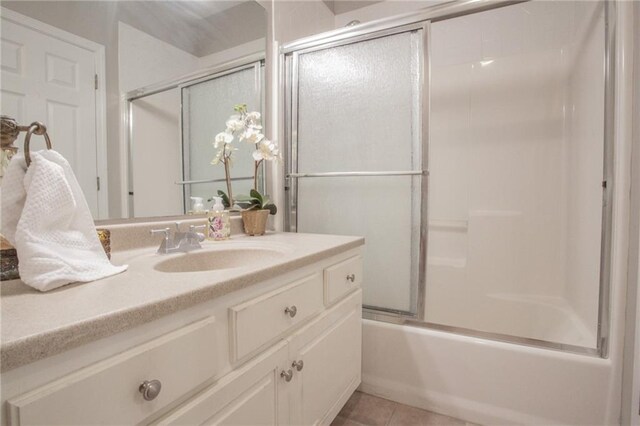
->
(139, 379), (162, 401)
(292, 360), (304, 371)
(284, 305), (297, 318)
(346, 274), (356, 282)
(281, 369), (293, 382)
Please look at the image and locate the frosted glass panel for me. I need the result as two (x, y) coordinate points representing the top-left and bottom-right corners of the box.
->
(295, 31), (422, 313)
(297, 32), (419, 173)
(298, 176), (420, 312)
(183, 65), (261, 205)
(426, 1), (605, 348)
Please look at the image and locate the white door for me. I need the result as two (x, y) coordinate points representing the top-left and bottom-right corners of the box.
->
(1, 12), (101, 217)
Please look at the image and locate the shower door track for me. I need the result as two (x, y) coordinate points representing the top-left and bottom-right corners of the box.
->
(282, 0), (615, 358)
(288, 171), (425, 178)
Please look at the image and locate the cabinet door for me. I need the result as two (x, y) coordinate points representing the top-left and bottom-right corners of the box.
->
(288, 290), (362, 426)
(154, 342), (291, 426)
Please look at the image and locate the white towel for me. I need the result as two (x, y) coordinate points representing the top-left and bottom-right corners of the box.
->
(1, 150), (127, 291)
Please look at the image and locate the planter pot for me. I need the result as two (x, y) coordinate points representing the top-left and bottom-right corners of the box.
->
(241, 209), (270, 236)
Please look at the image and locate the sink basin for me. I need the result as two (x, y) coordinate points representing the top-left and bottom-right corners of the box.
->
(153, 248), (284, 273)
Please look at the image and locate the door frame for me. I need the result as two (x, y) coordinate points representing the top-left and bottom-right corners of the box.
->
(0, 7), (109, 218)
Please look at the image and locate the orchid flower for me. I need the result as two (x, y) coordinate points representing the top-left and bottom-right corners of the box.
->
(212, 104), (280, 205)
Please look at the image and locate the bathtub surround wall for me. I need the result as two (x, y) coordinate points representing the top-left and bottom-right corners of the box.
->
(563, 2), (607, 343)
(425, 1), (605, 349)
(621, 2), (640, 424)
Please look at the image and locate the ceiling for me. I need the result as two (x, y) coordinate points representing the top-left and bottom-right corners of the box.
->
(116, 1), (266, 56)
(1, 0), (266, 57)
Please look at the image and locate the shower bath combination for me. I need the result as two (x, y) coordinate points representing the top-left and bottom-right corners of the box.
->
(282, 1), (634, 424)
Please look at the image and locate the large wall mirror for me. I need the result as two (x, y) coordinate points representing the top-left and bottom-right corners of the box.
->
(0, 1), (267, 219)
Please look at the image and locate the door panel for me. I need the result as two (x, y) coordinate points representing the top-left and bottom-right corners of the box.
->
(289, 29), (423, 315)
(0, 15), (100, 216)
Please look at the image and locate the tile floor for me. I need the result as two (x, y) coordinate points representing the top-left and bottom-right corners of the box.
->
(332, 391), (478, 426)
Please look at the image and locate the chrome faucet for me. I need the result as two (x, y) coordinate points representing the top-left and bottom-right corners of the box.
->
(150, 222), (206, 254)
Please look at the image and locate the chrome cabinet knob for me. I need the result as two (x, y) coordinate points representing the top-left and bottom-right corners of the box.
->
(346, 274), (356, 282)
(139, 379), (162, 401)
(281, 369), (293, 382)
(284, 305), (297, 318)
(292, 360), (304, 371)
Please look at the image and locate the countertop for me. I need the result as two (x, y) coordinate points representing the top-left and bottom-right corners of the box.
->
(0, 232), (364, 372)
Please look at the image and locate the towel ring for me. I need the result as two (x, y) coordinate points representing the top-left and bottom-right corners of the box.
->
(24, 122), (52, 167)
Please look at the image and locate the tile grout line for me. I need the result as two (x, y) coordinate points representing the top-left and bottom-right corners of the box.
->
(385, 405), (398, 426)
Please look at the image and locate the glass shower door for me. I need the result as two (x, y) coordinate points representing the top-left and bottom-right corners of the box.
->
(182, 63), (263, 209)
(287, 28), (425, 315)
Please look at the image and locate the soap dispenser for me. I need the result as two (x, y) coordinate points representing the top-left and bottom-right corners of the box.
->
(189, 197), (205, 214)
(207, 197), (230, 240)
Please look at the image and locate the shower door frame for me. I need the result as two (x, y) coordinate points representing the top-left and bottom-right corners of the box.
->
(281, 0), (615, 358)
(124, 54), (265, 216)
(284, 22), (429, 318)
(180, 61), (264, 210)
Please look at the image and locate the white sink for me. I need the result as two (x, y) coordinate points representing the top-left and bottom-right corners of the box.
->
(153, 246), (286, 273)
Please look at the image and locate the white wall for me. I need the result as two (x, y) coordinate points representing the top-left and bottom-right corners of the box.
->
(131, 89), (183, 217)
(273, 1), (334, 45)
(118, 22), (199, 94)
(199, 38), (265, 69)
(333, 0), (443, 28)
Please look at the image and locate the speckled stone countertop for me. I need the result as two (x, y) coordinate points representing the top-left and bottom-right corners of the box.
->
(0, 229), (364, 372)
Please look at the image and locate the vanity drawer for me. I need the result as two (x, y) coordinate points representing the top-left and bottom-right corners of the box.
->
(324, 255), (362, 306)
(230, 273), (323, 362)
(7, 317), (217, 426)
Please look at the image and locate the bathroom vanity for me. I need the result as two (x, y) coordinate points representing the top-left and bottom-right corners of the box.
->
(0, 226), (364, 425)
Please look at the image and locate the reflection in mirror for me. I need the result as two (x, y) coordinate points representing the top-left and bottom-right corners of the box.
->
(0, 1), (266, 219)
(130, 60), (264, 218)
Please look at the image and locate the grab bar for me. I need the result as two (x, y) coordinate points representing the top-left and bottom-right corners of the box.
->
(175, 176), (253, 185)
(287, 170), (426, 178)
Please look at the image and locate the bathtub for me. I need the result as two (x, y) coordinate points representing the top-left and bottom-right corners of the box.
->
(360, 319), (616, 425)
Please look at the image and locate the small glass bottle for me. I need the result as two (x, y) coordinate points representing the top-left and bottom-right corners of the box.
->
(207, 197), (230, 240)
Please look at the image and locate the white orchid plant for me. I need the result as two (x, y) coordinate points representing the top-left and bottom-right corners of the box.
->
(211, 104), (279, 210)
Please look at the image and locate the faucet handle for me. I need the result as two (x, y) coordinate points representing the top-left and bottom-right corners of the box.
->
(150, 228), (171, 238)
(150, 228), (172, 254)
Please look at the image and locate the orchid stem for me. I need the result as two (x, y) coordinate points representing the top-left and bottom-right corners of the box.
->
(253, 159), (263, 191)
(223, 152), (233, 208)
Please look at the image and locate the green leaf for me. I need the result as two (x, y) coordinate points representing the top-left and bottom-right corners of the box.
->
(217, 190), (230, 208)
(249, 189), (263, 204)
(266, 204), (277, 215)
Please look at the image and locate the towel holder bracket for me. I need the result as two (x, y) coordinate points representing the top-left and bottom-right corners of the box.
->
(0, 115), (53, 167)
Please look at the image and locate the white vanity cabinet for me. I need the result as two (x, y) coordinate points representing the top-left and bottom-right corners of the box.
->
(153, 342), (291, 425)
(287, 292), (362, 426)
(4, 248), (363, 426)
